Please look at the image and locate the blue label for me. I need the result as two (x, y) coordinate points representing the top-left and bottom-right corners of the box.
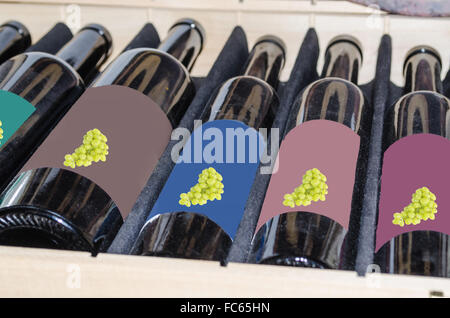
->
(0, 90), (35, 148)
(148, 120), (265, 239)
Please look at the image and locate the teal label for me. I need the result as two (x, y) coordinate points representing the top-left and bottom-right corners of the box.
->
(0, 90), (35, 147)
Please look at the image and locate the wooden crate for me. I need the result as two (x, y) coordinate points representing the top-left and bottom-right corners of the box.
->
(0, 0), (449, 298)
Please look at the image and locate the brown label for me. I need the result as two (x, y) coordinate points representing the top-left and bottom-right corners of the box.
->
(20, 85), (173, 219)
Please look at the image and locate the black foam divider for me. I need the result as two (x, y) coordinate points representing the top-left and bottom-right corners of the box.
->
(226, 28), (320, 263)
(25, 22), (73, 54)
(121, 23), (160, 52)
(350, 35), (394, 274)
(444, 69), (450, 98)
(108, 26), (249, 254)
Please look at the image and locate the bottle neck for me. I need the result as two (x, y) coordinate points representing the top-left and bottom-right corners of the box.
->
(157, 19), (204, 72)
(321, 38), (362, 84)
(0, 21), (31, 63)
(56, 24), (112, 81)
(403, 47), (442, 94)
(242, 36), (285, 89)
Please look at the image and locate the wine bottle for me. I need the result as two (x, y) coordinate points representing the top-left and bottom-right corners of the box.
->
(251, 35), (371, 269)
(0, 24), (112, 192)
(377, 46), (450, 277)
(0, 19), (205, 254)
(134, 35), (286, 261)
(0, 21), (31, 65)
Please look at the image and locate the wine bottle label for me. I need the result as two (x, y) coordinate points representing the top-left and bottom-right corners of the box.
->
(255, 119), (360, 233)
(146, 120), (265, 239)
(19, 85), (173, 219)
(376, 133), (450, 251)
(0, 90), (35, 148)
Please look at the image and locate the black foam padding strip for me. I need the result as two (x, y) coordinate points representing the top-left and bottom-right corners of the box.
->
(121, 23), (160, 52)
(444, 69), (450, 98)
(339, 80), (374, 271)
(226, 28), (321, 264)
(371, 82), (404, 270)
(352, 35), (396, 275)
(107, 26), (249, 254)
(25, 22), (73, 54)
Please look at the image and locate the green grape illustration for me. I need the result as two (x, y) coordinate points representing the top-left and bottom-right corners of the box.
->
(0, 120), (3, 142)
(392, 187), (438, 227)
(282, 168), (328, 208)
(179, 167), (224, 207)
(63, 128), (109, 168)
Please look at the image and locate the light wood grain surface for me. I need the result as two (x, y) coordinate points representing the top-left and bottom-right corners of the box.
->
(0, 0), (448, 86)
(0, 245), (449, 297)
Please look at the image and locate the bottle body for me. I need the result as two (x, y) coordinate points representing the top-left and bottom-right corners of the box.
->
(251, 35), (369, 269)
(384, 90), (450, 145)
(252, 77), (370, 268)
(377, 46), (450, 277)
(0, 168), (121, 252)
(253, 211), (346, 268)
(136, 76), (280, 260)
(135, 36), (285, 261)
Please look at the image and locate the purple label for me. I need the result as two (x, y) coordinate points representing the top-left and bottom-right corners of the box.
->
(376, 133), (450, 251)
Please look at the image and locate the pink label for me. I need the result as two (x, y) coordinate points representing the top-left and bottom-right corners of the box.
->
(376, 134), (450, 251)
(256, 120), (360, 232)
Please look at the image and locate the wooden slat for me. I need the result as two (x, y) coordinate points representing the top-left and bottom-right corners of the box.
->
(0, 0), (380, 14)
(0, 0), (448, 85)
(0, 246), (449, 297)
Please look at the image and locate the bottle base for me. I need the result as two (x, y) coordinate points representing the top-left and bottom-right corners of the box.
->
(259, 255), (329, 269)
(0, 207), (93, 252)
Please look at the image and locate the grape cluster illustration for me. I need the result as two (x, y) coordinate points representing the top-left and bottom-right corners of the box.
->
(179, 167), (224, 207)
(63, 128), (109, 168)
(0, 120), (3, 142)
(392, 187), (438, 227)
(282, 168), (328, 208)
